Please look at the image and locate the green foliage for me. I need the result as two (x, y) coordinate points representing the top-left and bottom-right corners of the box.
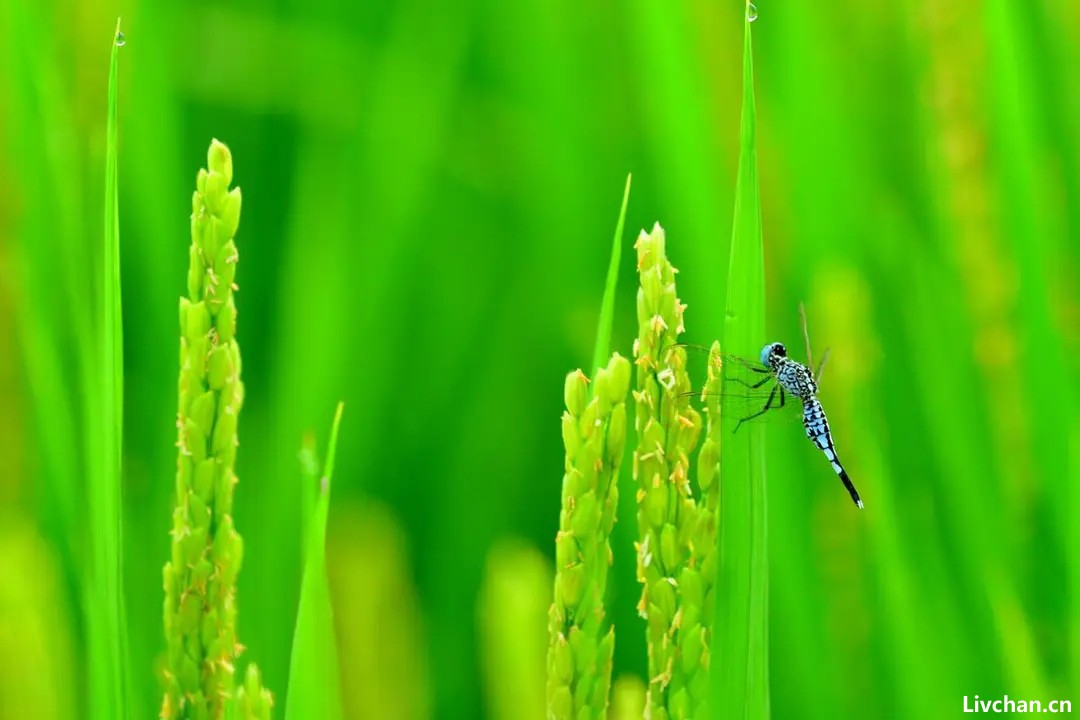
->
(327, 505), (428, 720)
(285, 402), (345, 720)
(479, 541), (550, 720)
(236, 665), (273, 720)
(712, 10), (769, 719)
(0, 520), (76, 720)
(163, 139), (247, 719)
(608, 675), (647, 720)
(545, 175), (633, 719)
(591, 174), (633, 377)
(630, 225), (718, 718)
(87, 20), (129, 719)
(546, 354), (631, 719)
(1, 2), (1078, 719)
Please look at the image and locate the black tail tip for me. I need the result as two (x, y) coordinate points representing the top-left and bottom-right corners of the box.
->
(838, 467), (863, 509)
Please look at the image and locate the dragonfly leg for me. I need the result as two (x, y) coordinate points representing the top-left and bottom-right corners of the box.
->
(726, 373), (774, 390)
(724, 353), (771, 374)
(733, 384), (779, 434)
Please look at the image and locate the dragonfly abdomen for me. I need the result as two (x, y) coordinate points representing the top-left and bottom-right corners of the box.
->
(802, 396), (864, 509)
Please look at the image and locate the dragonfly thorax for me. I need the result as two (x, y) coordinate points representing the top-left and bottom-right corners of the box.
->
(774, 357), (817, 400)
(760, 341), (816, 399)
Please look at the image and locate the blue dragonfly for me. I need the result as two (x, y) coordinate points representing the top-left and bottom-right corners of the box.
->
(672, 306), (864, 509)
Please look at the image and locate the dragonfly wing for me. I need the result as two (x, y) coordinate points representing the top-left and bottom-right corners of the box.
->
(666, 344), (800, 426)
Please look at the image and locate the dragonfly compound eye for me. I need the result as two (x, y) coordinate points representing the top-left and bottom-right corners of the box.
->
(760, 342), (784, 366)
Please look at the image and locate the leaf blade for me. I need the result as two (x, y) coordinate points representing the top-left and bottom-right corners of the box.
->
(87, 18), (129, 719)
(713, 10), (770, 719)
(285, 402), (346, 720)
(590, 173), (632, 377)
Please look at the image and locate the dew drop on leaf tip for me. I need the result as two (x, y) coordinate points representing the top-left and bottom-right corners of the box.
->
(115, 31), (126, 46)
(748, 3), (759, 22)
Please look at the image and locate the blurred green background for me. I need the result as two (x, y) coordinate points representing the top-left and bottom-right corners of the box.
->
(1, 1), (1078, 718)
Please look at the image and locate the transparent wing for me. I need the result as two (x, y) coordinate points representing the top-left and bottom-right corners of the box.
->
(663, 343), (803, 430)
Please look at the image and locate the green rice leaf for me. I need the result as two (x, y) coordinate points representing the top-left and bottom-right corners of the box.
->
(299, 432), (320, 559)
(713, 8), (770, 718)
(590, 173), (632, 377)
(285, 402), (346, 720)
(87, 18), (129, 719)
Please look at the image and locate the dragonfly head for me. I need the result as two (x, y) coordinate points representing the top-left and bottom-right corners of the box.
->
(760, 342), (786, 368)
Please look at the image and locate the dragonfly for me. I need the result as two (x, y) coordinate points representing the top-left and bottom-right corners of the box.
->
(671, 306), (864, 509)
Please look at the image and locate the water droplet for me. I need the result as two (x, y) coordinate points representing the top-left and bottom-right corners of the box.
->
(748, 3), (758, 22)
(115, 31), (126, 47)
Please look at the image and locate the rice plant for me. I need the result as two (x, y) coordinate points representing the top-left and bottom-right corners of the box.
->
(162, 138), (260, 719)
(2, 3), (1077, 719)
(546, 177), (632, 720)
(545, 355), (630, 719)
(630, 224), (718, 718)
